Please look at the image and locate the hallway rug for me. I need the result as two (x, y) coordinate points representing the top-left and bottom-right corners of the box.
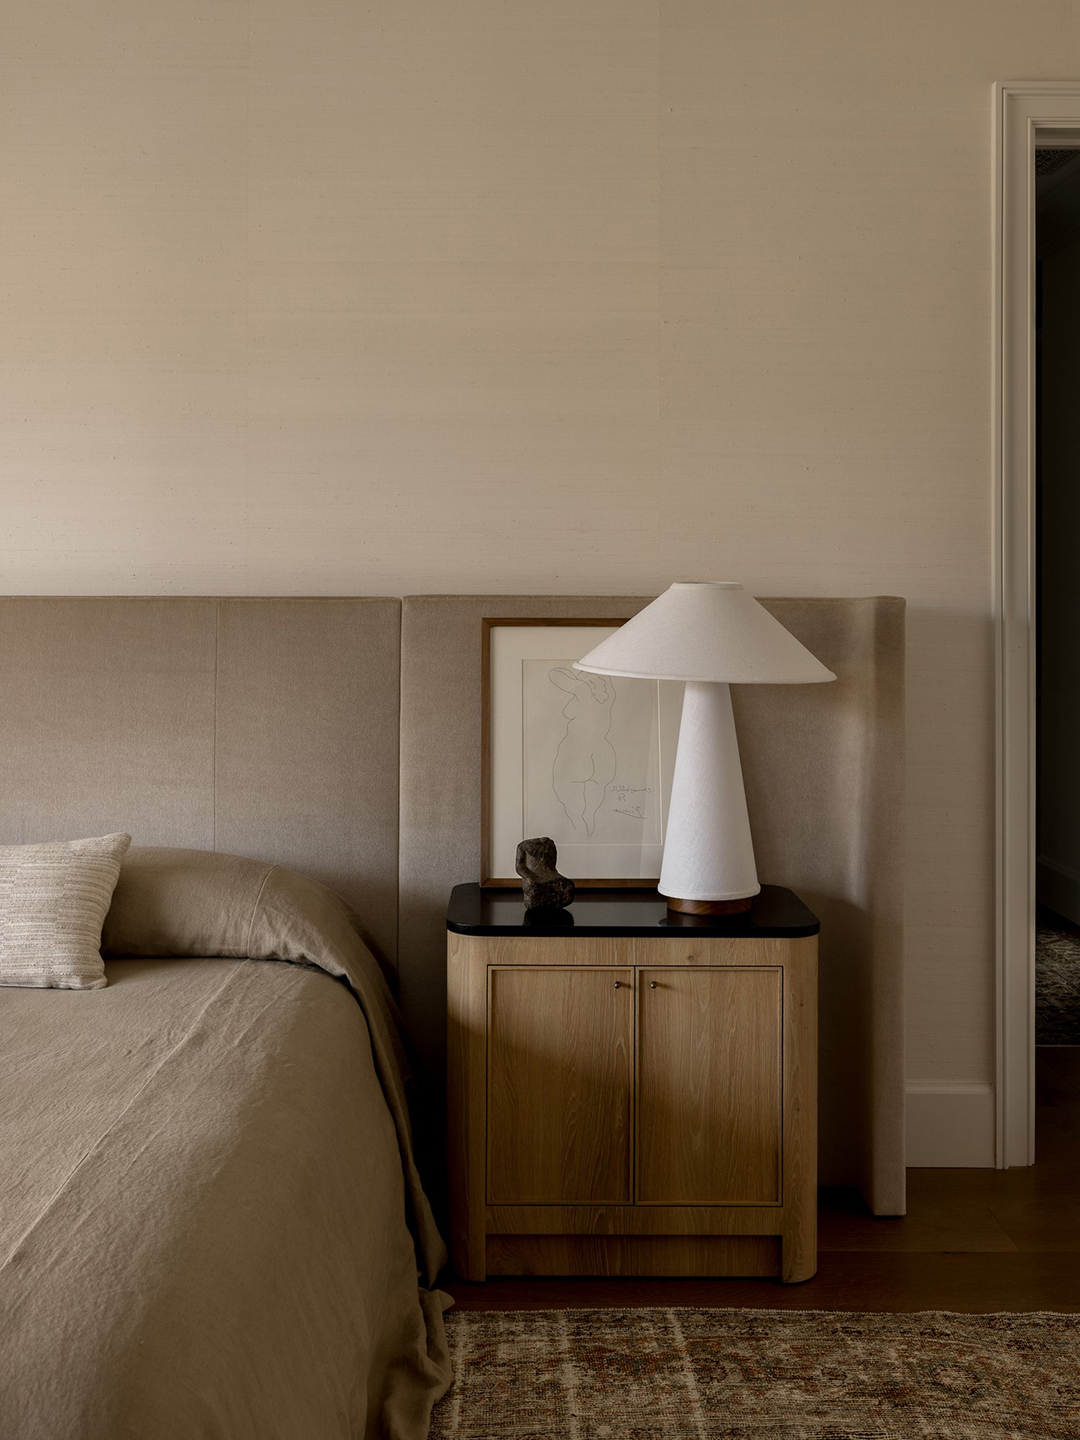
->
(428, 1307), (1079, 1438)
(1037, 914), (1080, 1044)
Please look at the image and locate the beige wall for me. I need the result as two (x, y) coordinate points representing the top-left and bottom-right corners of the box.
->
(3, 2), (1079, 1090)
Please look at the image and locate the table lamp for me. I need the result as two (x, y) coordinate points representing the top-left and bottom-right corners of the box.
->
(574, 582), (836, 914)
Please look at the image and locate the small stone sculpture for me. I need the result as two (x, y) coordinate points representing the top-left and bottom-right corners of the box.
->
(515, 837), (575, 911)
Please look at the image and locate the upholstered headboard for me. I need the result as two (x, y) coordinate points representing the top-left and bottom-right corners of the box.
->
(0, 591), (905, 1214)
(0, 598), (401, 968)
(399, 594), (905, 1216)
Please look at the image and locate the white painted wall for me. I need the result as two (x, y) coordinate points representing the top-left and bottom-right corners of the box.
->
(3, 1), (1079, 1120)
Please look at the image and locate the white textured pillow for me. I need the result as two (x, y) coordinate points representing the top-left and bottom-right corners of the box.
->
(0, 834), (131, 990)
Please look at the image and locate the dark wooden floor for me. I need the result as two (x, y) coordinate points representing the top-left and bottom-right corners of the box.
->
(444, 1048), (1080, 1313)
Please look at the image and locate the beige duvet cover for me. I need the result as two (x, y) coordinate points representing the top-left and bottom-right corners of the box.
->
(0, 850), (451, 1440)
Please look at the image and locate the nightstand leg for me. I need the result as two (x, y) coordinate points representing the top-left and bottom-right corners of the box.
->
(781, 1218), (817, 1283)
(453, 1231), (487, 1283)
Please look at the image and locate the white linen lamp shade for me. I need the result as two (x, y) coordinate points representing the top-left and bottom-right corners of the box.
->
(574, 582), (836, 913)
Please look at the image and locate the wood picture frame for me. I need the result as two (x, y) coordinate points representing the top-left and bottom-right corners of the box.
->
(480, 617), (680, 887)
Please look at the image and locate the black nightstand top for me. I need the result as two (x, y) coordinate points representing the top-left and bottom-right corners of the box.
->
(447, 883), (819, 938)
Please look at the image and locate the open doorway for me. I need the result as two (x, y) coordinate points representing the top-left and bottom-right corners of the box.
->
(1035, 146), (1080, 1119)
(995, 85), (1080, 1168)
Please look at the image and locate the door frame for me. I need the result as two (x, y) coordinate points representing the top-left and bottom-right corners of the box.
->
(993, 82), (1080, 1167)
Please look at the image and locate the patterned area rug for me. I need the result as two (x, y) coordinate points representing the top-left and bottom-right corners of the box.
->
(1037, 915), (1080, 1044)
(429, 1308), (1080, 1438)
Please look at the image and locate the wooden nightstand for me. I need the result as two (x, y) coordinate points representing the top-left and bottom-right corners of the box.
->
(446, 883), (819, 1283)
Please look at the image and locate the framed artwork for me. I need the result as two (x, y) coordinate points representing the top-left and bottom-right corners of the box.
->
(481, 619), (682, 886)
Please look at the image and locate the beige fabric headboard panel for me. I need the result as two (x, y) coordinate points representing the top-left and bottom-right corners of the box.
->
(399, 593), (905, 1216)
(0, 597), (401, 968)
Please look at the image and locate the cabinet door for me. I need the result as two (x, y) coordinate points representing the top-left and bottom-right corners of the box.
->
(636, 967), (782, 1205)
(487, 966), (633, 1205)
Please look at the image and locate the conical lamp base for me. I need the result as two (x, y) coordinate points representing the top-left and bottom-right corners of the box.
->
(658, 680), (760, 909)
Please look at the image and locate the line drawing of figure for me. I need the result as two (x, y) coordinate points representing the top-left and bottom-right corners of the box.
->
(547, 667), (617, 837)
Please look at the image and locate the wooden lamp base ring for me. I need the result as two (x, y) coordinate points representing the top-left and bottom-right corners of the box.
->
(665, 895), (754, 916)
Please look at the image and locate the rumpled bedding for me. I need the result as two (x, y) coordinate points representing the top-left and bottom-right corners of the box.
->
(0, 847), (451, 1440)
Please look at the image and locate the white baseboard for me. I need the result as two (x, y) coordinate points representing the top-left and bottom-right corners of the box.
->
(906, 1082), (996, 1167)
(1037, 855), (1080, 926)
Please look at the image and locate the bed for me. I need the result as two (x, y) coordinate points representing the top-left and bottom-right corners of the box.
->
(0, 848), (451, 1439)
(0, 599), (450, 1440)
